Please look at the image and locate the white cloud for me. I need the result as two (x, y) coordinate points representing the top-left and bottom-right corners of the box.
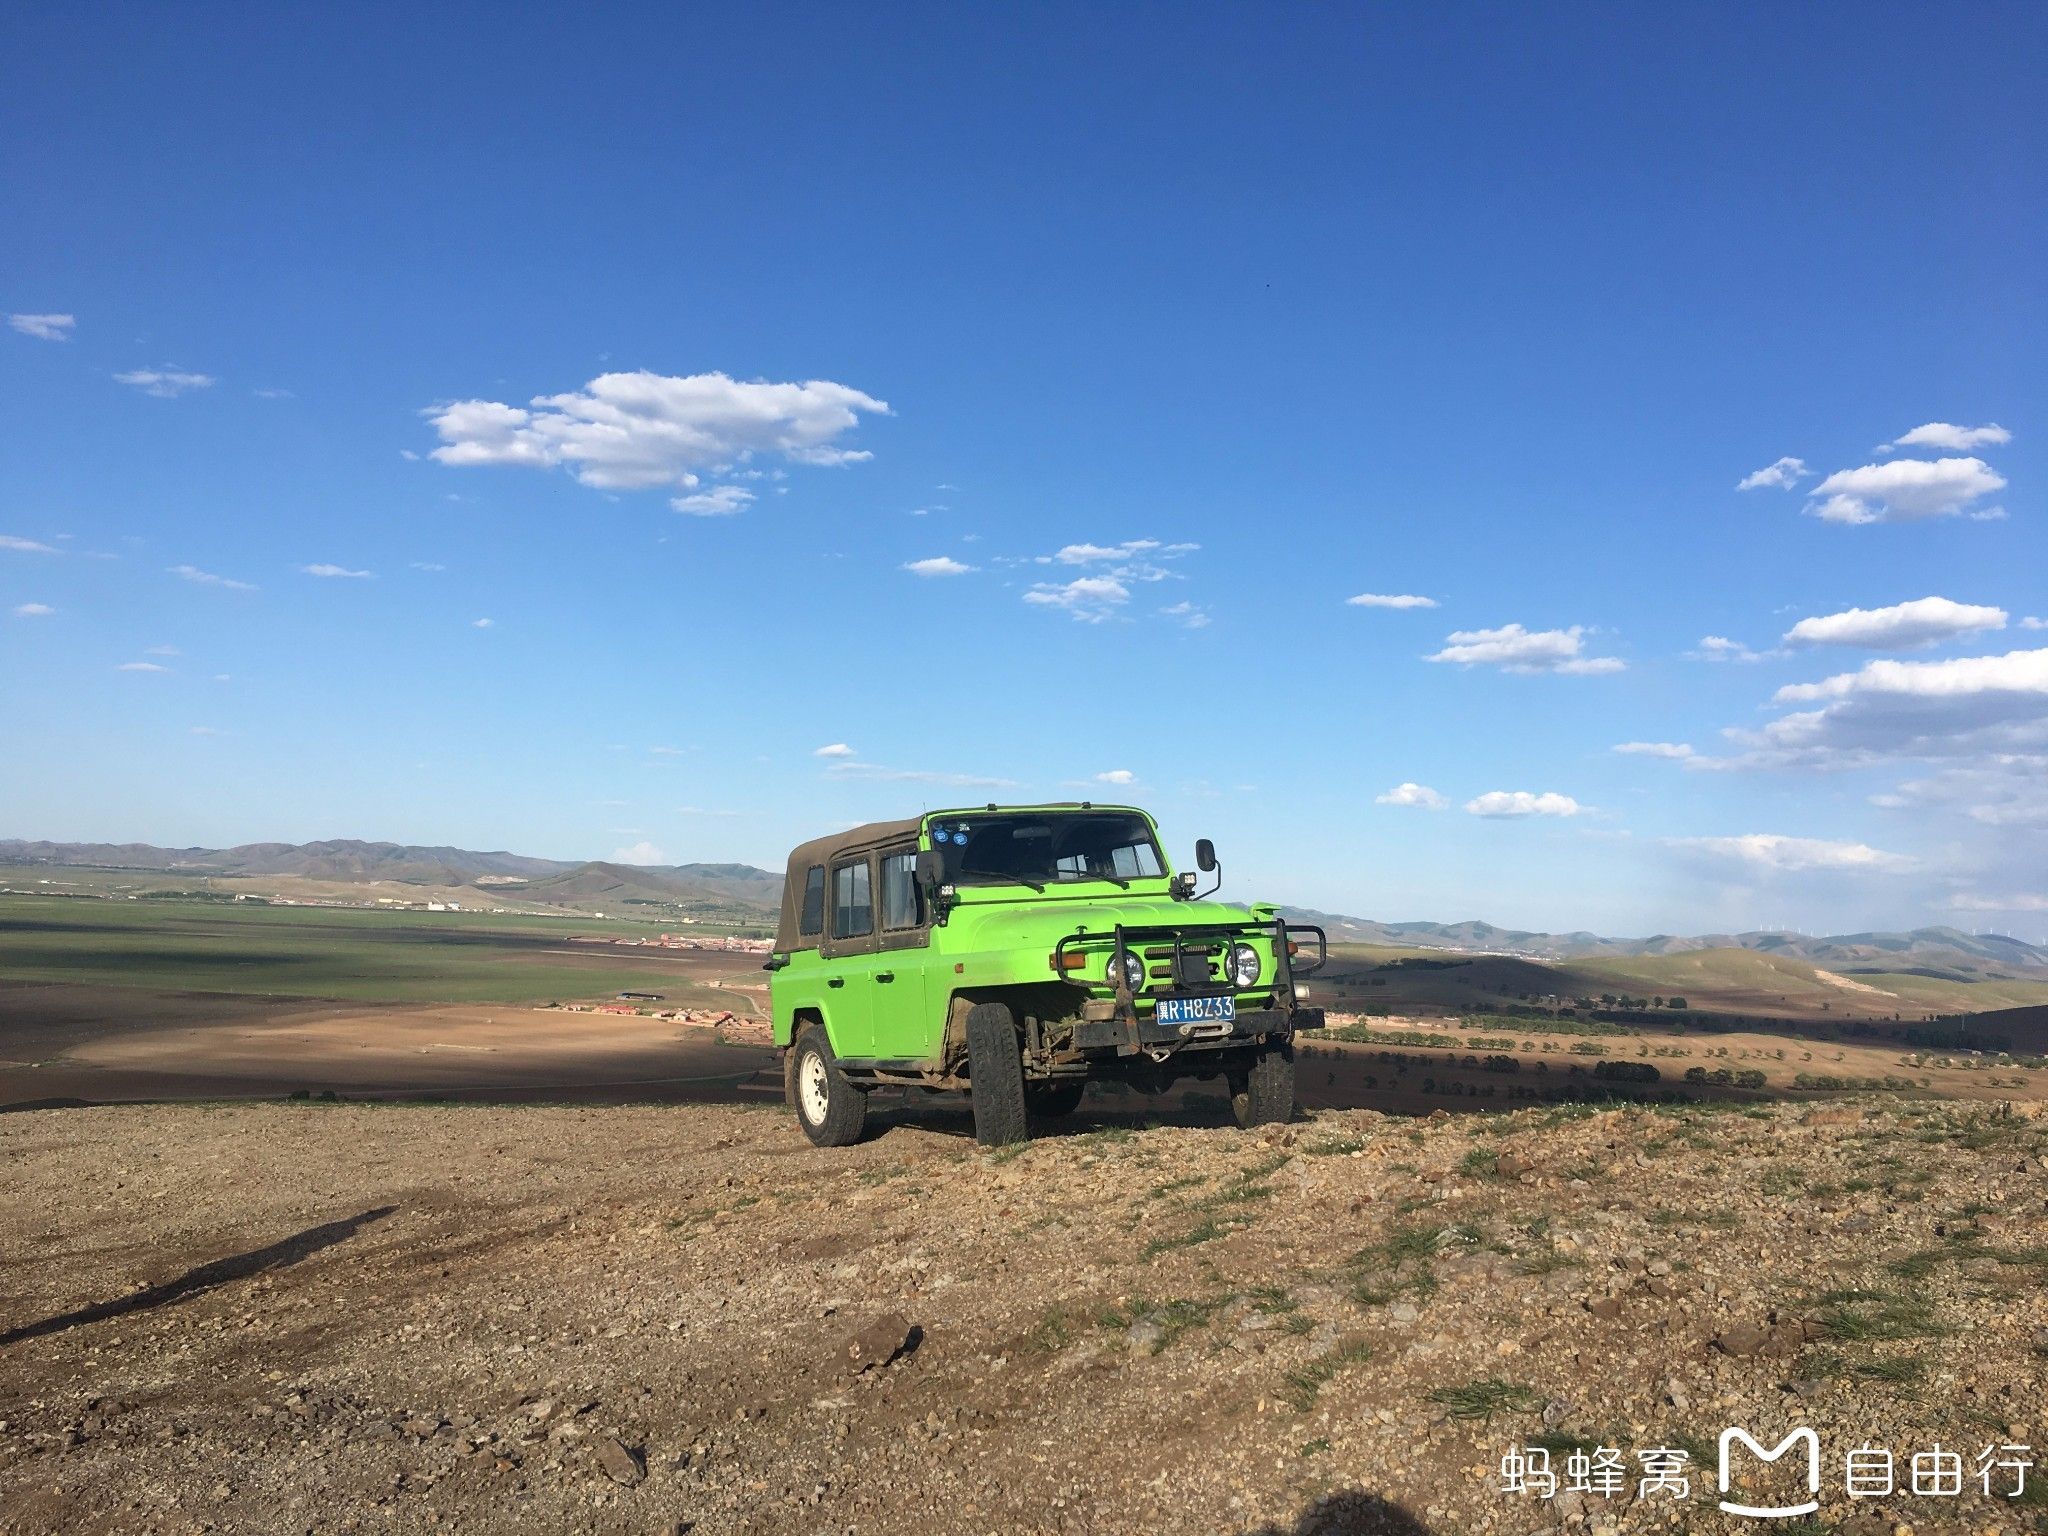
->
(610, 841), (668, 866)
(252, 387), (294, 400)
(1427, 623), (1624, 675)
(8, 313), (75, 341)
(1095, 769), (1136, 786)
(671, 485), (755, 516)
(1464, 790), (1583, 818)
(300, 563), (374, 579)
(1692, 635), (1766, 664)
(169, 564), (256, 591)
(410, 562), (446, 573)
(1670, 833), (1911, 872)
(12, 602), (54, 618)
(1775, 648), (2048, 708)
(1891, 422), (2012, 452)
(1613, 741), (1694, 759)
(1737, 456), (1809, 491)
(1806, 457), (2006, 524)
(1, 534), (60, 554)
(1875, 756), (2048, 829)
(2021, 617), (2046, 631)
(903, 556), (975, 577)
(813, 743), (856, 758)
(1024, 574), (1130, 622)
(1718, 648), (2048, 769)
(1949, 891), (2048, 913)
(114, 366), (215, 398)
(145, 644), (179, 656)
(1347, 593), (1438, 609)
(1160, 600), (1210, 629)
(825, 761), (1018, 790)
(117, 661), (170, 674)
(1784, 596), (2006, 651)
(424, 371), (888, 500)
(1376, 782), (1448, 809)
(1053, 539), (1162, 565)
(190, 726), (221, 736)
(472, 617), (494, 628)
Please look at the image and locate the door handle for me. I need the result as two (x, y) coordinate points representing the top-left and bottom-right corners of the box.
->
(827, 977), (845, 988)
(875, 972), (895, 983)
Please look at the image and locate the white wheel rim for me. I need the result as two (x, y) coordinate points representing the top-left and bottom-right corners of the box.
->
(799, 1051), (831, 1124)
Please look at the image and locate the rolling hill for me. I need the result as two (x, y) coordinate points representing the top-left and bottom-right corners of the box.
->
(0, 839), (782, 920)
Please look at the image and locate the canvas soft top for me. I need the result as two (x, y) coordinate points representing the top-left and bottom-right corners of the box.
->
(774, 816), (923, 953)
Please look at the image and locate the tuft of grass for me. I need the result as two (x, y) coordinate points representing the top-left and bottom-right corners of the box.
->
(1854, 1356), (1927, 1385)
(1297, 1437), (1331, 1458)
(1140, 1215), (1247, 1262)
(1239, 1151), (1293, 1180)
(1347, 1219), (1448, 1307)
(1457, 1146), (1499, 1178)
(1810, 1290), (1938, 1342)
(1027, 1306), (1077, 1354)
(1210, 1180), (1275, 1206)
(1280, 1338), (1373, 1412)
(1304, 1135), (1366, 1157)
(1427, 1378), (1545, 1421)
(1515, 1249), (1582, 1277)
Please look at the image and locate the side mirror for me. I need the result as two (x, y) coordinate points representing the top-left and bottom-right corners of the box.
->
(915, 848), (948, 892)
(1195, 838), (1217, 873)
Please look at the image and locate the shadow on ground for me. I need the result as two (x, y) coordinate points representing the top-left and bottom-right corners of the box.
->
(1243, 1489), (1433, 1534)
(0, 1205), (396, 1346)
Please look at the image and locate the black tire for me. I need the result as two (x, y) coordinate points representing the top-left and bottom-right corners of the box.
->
(966, 1001), (1030, 1147)
(1231, 1040), (1295, 1128)
(791, 1024), (868, 1147)
(1027, 1079), (1087, 1121)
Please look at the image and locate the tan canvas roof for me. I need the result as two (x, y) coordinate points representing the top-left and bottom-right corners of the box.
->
(774, 816), (923, 953)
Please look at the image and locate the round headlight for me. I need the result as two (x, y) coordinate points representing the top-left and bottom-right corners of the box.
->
(1228, 942), (1261, 988)
(1105, 951), (1145, 990)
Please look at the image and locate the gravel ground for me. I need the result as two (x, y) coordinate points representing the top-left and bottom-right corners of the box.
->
(2, 1094), (2045, 1535)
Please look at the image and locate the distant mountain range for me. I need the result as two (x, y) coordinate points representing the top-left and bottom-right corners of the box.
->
(0, 838), (783, 915)
(1281, 909), (2048, 975)
(5, 838), (2041, 974)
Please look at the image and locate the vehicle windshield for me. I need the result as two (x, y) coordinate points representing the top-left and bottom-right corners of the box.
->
(928, 812), (1165, 890)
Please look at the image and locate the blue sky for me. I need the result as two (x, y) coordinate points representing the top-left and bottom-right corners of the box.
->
(3, 4), (2044, 936)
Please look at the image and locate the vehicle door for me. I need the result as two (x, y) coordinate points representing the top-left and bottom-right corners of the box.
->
(818, 853), (879, 1056)
(872, 845), (933, 1059)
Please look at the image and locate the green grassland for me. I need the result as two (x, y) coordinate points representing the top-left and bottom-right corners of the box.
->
(0, 894), (750, 1006)
(1316, 941), (2048, 1021)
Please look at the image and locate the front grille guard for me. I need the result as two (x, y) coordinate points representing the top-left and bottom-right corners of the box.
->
(1051, 919), (1327, 1010)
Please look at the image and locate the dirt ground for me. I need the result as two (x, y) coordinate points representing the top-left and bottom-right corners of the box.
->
(0, 983), (777, 1109)
(4, 1093), (2047, 1536)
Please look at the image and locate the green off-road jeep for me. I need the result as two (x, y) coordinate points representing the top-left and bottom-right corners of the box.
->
(766, 803), (1325, 1146)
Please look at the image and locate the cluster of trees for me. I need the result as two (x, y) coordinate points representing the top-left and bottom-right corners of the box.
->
(1594, 993), (1687, 1010)
(1683, 1066), (1768, 1089)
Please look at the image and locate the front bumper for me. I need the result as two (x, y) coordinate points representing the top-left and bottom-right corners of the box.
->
(1073, 1004), (1325, 1054)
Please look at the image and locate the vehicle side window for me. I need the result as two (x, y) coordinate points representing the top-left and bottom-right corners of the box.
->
(831, 860), (873, 939)
(1110, 841), (1164, 878)
(879, 850), (923, 931)
(798, 865), (825, 937)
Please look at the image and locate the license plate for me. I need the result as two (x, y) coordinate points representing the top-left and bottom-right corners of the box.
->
(1155, 994), (1236, 1027)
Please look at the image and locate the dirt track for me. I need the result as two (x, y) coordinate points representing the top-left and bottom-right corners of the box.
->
(4, 1096), (2045, 1534)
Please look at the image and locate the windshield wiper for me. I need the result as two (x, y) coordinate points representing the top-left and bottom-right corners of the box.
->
(960, 871), (1046, 892)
